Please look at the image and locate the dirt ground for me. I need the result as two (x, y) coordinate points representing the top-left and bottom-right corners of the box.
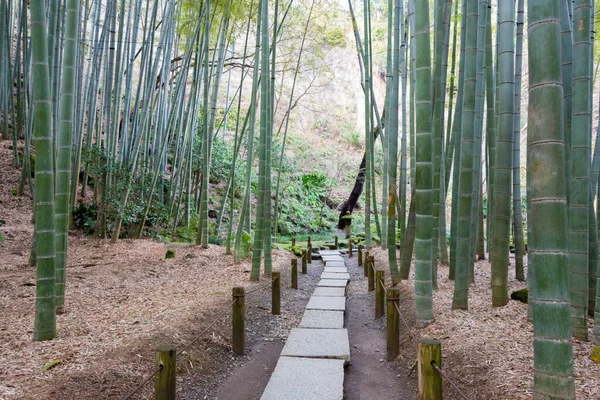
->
(366, 247), (600, 399)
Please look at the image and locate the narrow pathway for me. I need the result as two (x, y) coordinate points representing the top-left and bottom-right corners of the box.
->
(343, 252), (417, 399)
(260, 249), (350, 400)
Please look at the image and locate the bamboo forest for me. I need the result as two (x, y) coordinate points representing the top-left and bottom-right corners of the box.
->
(3, 0), (600, 398)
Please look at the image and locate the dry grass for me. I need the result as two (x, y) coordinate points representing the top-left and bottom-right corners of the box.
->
(367, 247), (599, 400)
(0, 236), (299, 399)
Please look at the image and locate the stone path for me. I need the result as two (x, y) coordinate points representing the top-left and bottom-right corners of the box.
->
(260, 249), (350, 400)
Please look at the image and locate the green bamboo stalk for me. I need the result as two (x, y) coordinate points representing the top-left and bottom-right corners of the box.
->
(490, 0), (515, 307)
(387, 0), (401, 283)
(469, 0), (488, 280)
(485, 5), (496, 259)
(449, 0), (467, 281)
(444, 0), (460, 197)
(452, 0), (477, 310)
(512, 0), (526, 281)
(31, 0), (56, 341)
(54, 0), (80, 308)
(568, 0), (592, 340)
(399, 0), (416, 280)
(399, 0), (407, 240)
(235, 5), (262, 264)
(527, 0), (576, 395)
(363, 0), (372, 247)
(414, 0), (434, 326)
(250, 0), (270, 280)
(198, 0), (212, 248)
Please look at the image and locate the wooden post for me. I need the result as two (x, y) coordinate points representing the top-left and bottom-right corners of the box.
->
(348, 239), (353, 257)
(292, 237), (296, 248)
(358, 245), (363, 267)
(232, 287), (245, 355)
(307, 236), (312, 255)
(386, 287), (400, 361)
(363, 251), (370, 277)
(418, 339), (443, 400)
(368, 256), (375, 291)
(375, 270), (385, 318)
(154, 345), (176, 400)
(272, 272), (281, 315)
(302, 249), (308, 274)
(334, 236), (338, 249)
(291, 259), (298, 289)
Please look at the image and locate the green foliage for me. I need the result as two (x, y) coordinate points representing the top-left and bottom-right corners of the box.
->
(165, 249), (176, 259)
(320, 26), (346, 47)
(239, 230), (252, 258)
(77, 145), (172, 238)
(72, 202), (97, 235)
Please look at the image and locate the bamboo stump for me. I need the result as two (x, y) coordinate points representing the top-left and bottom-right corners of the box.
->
(291, 259), (298, 289)
(386, 287), (400, 361)
(154, 345), (176, 400)
(418, 339), (442, 400)
(272, 272), (281, 315)
(302, 249), (308, 274)
(232, 287), (245, 355)
(368, 256), (375, 292)
(375, 270), (385, 318)
(358, 245), (363, 267)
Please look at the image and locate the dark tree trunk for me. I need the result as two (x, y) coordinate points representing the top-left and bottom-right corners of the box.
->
(337, 124), (382, 229)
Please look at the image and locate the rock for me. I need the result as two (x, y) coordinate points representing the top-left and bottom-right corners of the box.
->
(510, 288), (528, 304)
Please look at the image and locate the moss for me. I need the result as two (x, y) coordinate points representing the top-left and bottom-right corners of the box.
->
(291, 246), (304, 257)
(165, 249), (176, 259)
(510, 288), (528, 304)
(591, 346), (600, 364)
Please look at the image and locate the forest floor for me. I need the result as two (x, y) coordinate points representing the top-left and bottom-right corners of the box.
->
(366, 247), (600, 399)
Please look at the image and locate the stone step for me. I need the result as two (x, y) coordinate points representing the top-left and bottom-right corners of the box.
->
(280, 328), (351, 363)
(318, 250), (342, 256)
(321, 272), (350, 280)
(299, 310), (344, 329)
(313, 287), (346, 297)
(260, 357), (344, 400)
(323, 266), (348, 273)
(324, 261), (345, 268)
(322, 256), (344, 263)
(306, 295), (346, 311)
(317, 279), (348, 288)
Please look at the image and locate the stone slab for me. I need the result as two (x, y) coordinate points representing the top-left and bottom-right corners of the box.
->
(323, 266), (348, 273)
(325, 261), (346, 268)
(280, 328), (351, 362)
(321, 272), (350, 280)
(319, 250), (341, 256)
(306, 295), (346, 311)
(322, 256), (344, 261)
(317, 279), (348, 288)
(260, 357), (344, 400)
(313, 287), (346, 297)
(299, 310), (344, 329)
(323, 259), (344, 266)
